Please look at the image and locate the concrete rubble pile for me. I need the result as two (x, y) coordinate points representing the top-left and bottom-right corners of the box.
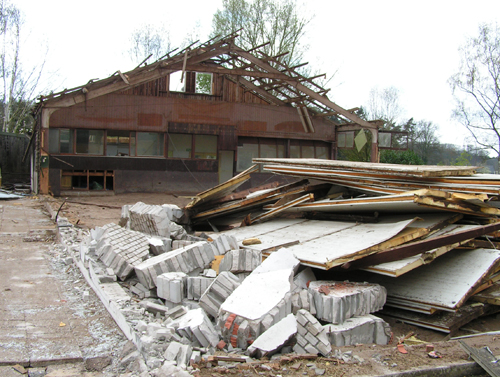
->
(67, 199), (394, 376)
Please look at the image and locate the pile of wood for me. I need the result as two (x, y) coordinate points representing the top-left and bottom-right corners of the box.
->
(185, 158), (500, 334)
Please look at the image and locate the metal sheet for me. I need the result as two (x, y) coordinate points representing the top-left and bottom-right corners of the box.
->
(287, 218), (415, 269)
(364, 224), (482, 277)
(365, 248), (500, 310)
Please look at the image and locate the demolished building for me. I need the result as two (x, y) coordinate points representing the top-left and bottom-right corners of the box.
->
(29, 34), (388, 196)
(48, 156), (500, 375)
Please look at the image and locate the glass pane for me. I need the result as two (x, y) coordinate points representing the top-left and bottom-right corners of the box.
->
(76, 129), (103, 154)
(194, 135), (217, 159)
(48, 129), (59, 153)
(290, 144), (300, 158)
(345, 131), (354, 148)
(260, 143), (277, 159)
(137, 132), (163, 156)
(338, 133), (346, 148)
(60, 129), (73, 153)
(379, 132), (392, 148)
(316, 146), (328, 159)
(237, 143), (259, 172)
(302, 145), (314, 158)
(107, 130), (130, 156)
(168, 134), (192, 158)
(277, 144), (285, 158)
(130, 132), (136, 156)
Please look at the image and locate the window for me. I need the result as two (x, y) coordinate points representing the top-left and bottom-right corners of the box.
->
(237, 138), (286, 172)
(48, 128), (73, 154)
(136, 132), (164, 156)
(107, 130), (131, 156)
(168, 134), (192, 158)
(61, 170), (114, 191)
(290, 140), (330, 159)
(194, 135), (217, 159)
(76, 130), (104, 154)
(168, 133), (218, 159)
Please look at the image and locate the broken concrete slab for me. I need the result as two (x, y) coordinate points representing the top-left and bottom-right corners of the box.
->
(308, 281), (386, 324)
(322, 314), (391, 346)
(199, 271), (241, 318)
(149, 237), (172, 255)
(294, 309), (331, 356)
(218, 249), (298, 348)
(247, 313), (297, 358)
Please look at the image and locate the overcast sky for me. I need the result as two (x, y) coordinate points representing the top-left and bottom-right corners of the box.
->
(16, 0), (500, 146)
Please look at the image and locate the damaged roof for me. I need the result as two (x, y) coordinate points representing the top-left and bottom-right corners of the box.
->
(35, 33), (380, 131)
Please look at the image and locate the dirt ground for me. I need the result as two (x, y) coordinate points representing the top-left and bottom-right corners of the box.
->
(41, 192), (500, 376)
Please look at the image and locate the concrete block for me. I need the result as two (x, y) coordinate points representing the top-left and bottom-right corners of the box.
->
(187, 276), (214, 300)
(175, 308), (219, 347)
(134, 241), (215, 289)
(308, 281), (387, 324)
(176, 344), (193, 369)
(323, 314), (391, 346)
(149, 237), (172, 255)
(247, 313), (297, 358)
(199, 271), (241, 318)
(293, 309), (331, 357)
(209, 233), (238, 255)
(164, 341), (182, 361)
(94, 223), (150, 280)
(218, 249), (261, 274)
(157, 272), (187, 303)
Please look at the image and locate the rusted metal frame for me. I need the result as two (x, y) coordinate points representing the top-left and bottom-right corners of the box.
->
(184, 63), (296, 81)
(341, 221), (500, 271)
(222, 74), (284, 105)
(257, 50), (326, 93)
(233, 45), (377, 130)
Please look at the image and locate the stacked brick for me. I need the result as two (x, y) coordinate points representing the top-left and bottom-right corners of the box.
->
(218, 249), (262, 274)
(134, 234), (238, 290)
(134, 241), (216, 289)
(199, 271), (241, 318)
(157, 272), (187, 303)
(187, 276), (214, 301)
(175, 308), (219, 347)
(294, 309), (331, 356)
(323, 314), (391, 346)
(94, 223), (150, 280)
(308, 280), (387, 324)
(127, 202), (177, 238)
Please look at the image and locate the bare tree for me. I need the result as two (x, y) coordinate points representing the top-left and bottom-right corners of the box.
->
(211, 0), (310, 66)
(450, 23), (500, 158)
(365, 86), (404, 128)
(128, 23), (171, 65)
(0, 0), (44, 133)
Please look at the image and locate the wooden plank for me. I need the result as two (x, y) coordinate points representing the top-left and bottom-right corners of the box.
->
(471, 281), (500, 306)
(190, 180), (309, 222)
(254, 158), (477, 177)
(414, 195), (500, 217)
(186, 164), (259, 209)
(246, 193), (314, 225)
(459, 340), (500, 377)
